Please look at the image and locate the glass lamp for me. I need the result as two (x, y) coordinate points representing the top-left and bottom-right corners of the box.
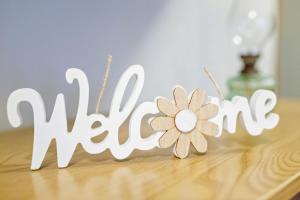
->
(227, 0), (276, 99)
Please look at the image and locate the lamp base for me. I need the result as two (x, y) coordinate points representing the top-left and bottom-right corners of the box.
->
(227, 54), (276, 99)
(227, 73), (275, 99)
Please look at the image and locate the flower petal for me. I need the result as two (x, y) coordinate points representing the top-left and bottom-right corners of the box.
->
(189, 89), (206, 112)
(157, 98), (179, 117)
(151, 116), (175, 131)
(173, 86), (188, 110)
(190, 129), (207, 153)
(159, 127), (181, 148)
(175, 134), (191, 158)
(196, 120), (219, 136)
(196, 104), (219, 120)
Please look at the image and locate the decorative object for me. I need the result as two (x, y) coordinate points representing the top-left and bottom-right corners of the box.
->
(7, 62), (279, 170)
(151, 87), (219, 158)
(227, 0), (276, 99)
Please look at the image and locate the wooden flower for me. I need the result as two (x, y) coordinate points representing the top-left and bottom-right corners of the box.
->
(151, 86), (219, 158)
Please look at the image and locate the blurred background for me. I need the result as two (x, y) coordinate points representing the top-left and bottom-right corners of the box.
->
(0, 0), (298, 131)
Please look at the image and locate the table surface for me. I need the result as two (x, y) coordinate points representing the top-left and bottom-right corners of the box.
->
(0, 99), (299, 200)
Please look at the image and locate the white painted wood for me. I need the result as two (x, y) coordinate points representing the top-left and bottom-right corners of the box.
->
(6, 63), (279, 169)
(208, 89), (279, 137)
(7, 65), (161, 170)
(174, 109), (197, 133)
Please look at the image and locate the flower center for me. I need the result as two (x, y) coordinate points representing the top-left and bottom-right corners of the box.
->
(175, 109), (197, 133)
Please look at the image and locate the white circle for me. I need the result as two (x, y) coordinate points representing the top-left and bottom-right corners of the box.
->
(233, 35), (242, 45)
(175, 109), (197, 133)
(248, 10), (257, 20)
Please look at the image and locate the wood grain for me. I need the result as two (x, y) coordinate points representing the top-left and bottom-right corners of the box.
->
(0, 99), (300, 200)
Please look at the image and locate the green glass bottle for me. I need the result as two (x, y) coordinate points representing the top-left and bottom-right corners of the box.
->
(227, 54), (275, 100)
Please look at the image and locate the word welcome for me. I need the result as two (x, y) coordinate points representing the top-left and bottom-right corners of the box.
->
(7, 65), (279, 170)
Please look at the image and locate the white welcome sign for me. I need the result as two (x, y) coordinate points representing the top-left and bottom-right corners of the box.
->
(7, 65), (279, 170)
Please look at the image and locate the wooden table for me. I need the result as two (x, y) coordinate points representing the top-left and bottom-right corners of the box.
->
(0, 100), (299, 200)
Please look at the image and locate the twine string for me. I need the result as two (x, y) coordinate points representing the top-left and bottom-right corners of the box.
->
(96, 61), (224, 112)
(203, 67), (225, 101)
(95, 55), (112, 113)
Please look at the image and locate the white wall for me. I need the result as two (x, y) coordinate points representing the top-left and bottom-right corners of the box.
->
(279, 0), (300, 97)
(0, 0), (278, 131)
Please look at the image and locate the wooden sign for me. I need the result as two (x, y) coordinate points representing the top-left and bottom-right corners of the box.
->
(7, 65), (279, 170)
